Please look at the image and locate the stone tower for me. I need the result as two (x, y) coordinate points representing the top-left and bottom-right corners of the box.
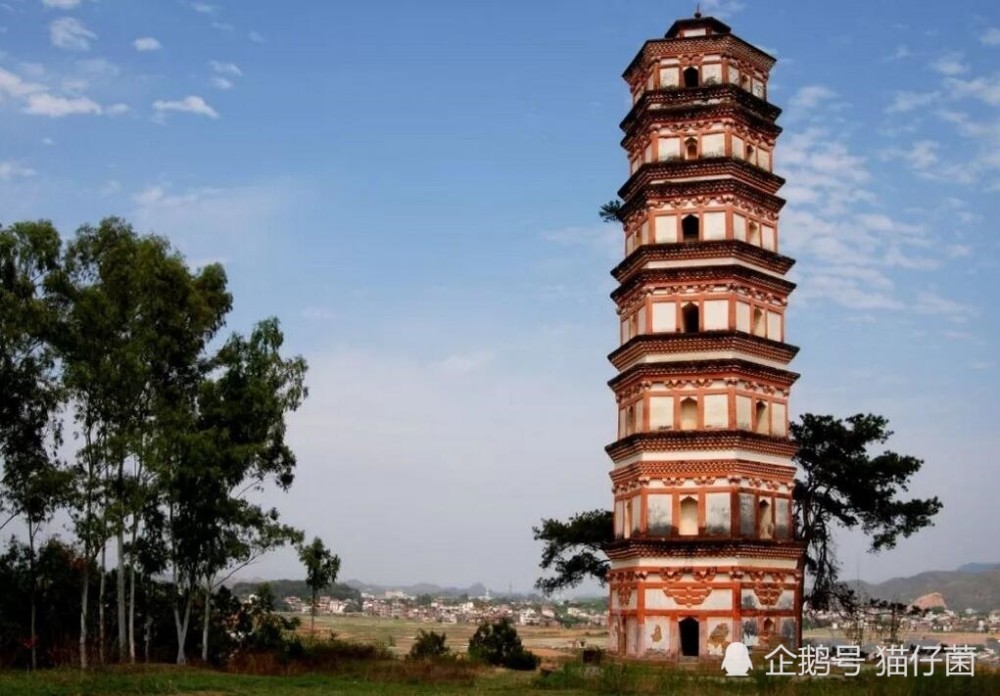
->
(606, 13), (804, 659)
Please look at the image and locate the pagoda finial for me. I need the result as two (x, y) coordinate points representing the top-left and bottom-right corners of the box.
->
(694, 3), (702, 18)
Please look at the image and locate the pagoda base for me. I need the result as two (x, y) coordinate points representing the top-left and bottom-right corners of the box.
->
(607, 549), (803, 659)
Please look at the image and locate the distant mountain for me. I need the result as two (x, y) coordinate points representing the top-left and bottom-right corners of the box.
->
(850, 566), (1000, 613)
(342, 579), (491, 598)
(956, 562), (1000, 574)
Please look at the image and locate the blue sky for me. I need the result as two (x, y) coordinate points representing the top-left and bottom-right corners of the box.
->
(2, 0), (999, 594)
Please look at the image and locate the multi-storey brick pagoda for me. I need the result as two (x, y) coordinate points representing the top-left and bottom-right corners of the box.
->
(606, 12), (805, 659)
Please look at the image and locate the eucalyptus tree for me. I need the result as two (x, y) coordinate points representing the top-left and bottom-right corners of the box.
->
(154, 317), (307, 665)
(0, 221), (69, 670)
(298, 536), (341, 633)
(52, 218), (232, 665)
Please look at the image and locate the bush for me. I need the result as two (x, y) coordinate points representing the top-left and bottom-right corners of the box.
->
(467, 617), (539, 671)
(408, 629), (450, 660)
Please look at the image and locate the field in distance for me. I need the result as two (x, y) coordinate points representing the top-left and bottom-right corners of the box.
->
(302, 613), (607, 658)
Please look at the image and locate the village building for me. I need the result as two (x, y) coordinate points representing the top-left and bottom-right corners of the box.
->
(605, 11), (805, 659)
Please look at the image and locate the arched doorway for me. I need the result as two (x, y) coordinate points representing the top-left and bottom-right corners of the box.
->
(683, 67), (699, 88)
(680, 617), (699, 657)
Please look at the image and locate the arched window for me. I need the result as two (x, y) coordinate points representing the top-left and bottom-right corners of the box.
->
(754, 401), (769, 435)
(746, 144), (755, 165)
(740, 74), (750, 91)
(758, 500), (774, 540)
(679, 496), (698, 536)
(681, 303), (699, 333)
(685, 137), (698, 160)
(748, 221), (761, 246)
(679, 397), (698, 430)
(683, 66), (699, 88)
(681, 214), (699, 241)
(752, 307), (766, 337)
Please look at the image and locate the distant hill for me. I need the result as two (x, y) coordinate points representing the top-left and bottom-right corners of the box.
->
(850, 564), (1000, 613)
(230, 579), (361, 604)
(342, 579), (491, 598)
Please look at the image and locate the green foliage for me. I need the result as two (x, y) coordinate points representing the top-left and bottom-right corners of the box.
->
(407, 629), (450, 660)
(793, 413), (943, 610)
(467, 618), (539, 671)
(532, 510), (612, 594)
(598, 200), (623, 224)
(298, 536), (341, 631)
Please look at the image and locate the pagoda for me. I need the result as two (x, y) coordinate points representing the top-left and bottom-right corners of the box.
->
(605, 12), (805, 659)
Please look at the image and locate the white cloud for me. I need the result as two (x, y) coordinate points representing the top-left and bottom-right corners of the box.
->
(980, 28), (1000, 46)
(699, 0), (745, 19)
(913, 291), (977, 322)
(301, 306), (336, 321)
(0, 66), (45, 98)
(881, 139), (939, 173)
(885, 44), (912, 61)
(41, 0), (81, 8)
(209, 60), (242, 77)
(133, 36), (161, 52)
(930, 52), (968, 76)
(105, 102), (129, 115)
(886, 90), (938, 113)
(152, 95), (219, 119)
(190, 1), (216, 14)
(248, 31), (264, 44)
(945, 76), (1000, 106)
(788, 84), (836, 112)
(0, 161), (36, 180)
(49, 17), (96, 51)
(41, 137), (55, 145)
(23, 92), (101, 116)
(211, 76), (232, 90)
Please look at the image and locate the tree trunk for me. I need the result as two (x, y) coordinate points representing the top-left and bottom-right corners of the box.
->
(201, 583), (211, 663)
(98, 545), (106, 665)
(128, 561), (137, 662)
(28, 520), (37, 671)
(174, 591), (193, 666)
(117, 458), (127, 662)
(311, 589), (317, 633)
(79, 563), (89, 669)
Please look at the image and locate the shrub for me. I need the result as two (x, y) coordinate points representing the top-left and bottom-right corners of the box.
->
(408, 629), (450, 660)
(467, 617), (539, 671)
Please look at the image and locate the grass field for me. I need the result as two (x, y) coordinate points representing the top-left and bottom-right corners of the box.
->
(303, 614), (606, 658)
(2, 662), (998, 696)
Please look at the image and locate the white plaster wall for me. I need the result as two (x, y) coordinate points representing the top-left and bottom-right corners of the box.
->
(702, 589), (733, 610)
(759, 149), (772, 171)
(679, 495), (698, 534)
(728, 66), (740, 85)
(640, 220), (649, 244)
(634, 401), (644, 432)
(649, 396), (674, 430)
(772, 403), (787, 436)
(775, 499), (790, 539)
(702, 133), (725, 157)
(733, 212), (746, 240)
(654, 214), (677, 242)
(645, 589), (674, 610)
(739, 493), (755, 536)
(703, 299), (728, 330)
(644, 144), (652, 163)
(620, 319), (629, 344)
(631, 495), (642, 533)
(703, 63), (722, 84)
(735, 302), (750, 332)
(752, 79), (764, 98)
(706, 618), (733, 656)
(704, 211), (726, 240)
(762, 224), (776, 250)
(615, 500), (624, 537)
(703, 394), (729, 428)
(767, 311), (781, 339)
(705, 492), (731, 534)
(651, 302), (676, 332)
(626, 617), (640, 657)
(659, 67), (679, 88)
(658, 137), (680, 160)
(644, 617), (670, 654)
(736, 395), (751, 429)
(647, 493), (672, 535)
(637, 306), (647, 334)
(618, 408), (626, 437)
